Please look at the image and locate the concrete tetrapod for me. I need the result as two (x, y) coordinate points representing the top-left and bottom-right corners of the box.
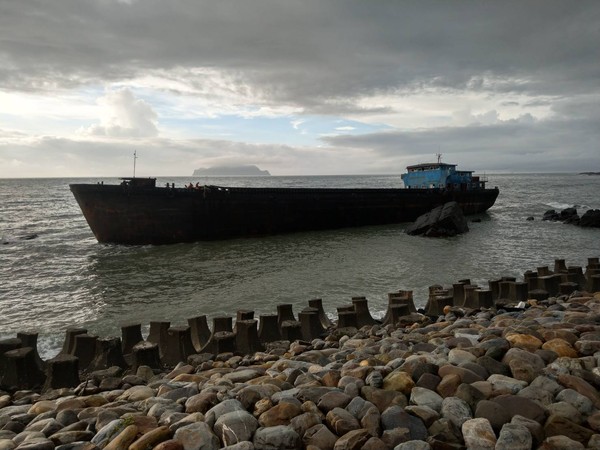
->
(163, 326), (196, 367)
(147, 321), (170, 358)
(188, 315), (211, 352)
(308, 298), (332, 328)
(121, 323), (144, 355)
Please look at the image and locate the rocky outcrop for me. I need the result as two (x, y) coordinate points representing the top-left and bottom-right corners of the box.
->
(192, 165), (271, 177)
(580, 209), (600, 228)
(406, 201), (469, 237)
(542, 207), (600, 228)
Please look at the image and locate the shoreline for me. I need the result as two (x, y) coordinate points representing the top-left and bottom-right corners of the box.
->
(1, 257), (600, 449)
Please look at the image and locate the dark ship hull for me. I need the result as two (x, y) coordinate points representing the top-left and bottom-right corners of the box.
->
(70, 181), (499, 244)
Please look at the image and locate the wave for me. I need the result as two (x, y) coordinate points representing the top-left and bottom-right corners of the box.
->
(544, 202), (593, 211)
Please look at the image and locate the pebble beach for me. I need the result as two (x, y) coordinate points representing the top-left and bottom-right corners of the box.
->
(2, 259), (600, 450)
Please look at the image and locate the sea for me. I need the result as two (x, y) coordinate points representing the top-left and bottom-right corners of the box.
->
(1, 173), (600, 359)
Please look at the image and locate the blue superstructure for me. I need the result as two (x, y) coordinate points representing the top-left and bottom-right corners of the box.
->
(401, 161), (487, 190)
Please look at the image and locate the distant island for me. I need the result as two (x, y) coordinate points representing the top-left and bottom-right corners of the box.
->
(192, 165), (271, 177)
(580, 172), (600, 176)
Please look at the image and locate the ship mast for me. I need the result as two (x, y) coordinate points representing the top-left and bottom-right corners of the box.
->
(133, 150), (137, 178)
(436, 153), (442, 164)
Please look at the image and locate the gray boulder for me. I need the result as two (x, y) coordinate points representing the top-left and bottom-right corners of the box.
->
(579, 209), (600, 227)
(406, 202), (469, 237)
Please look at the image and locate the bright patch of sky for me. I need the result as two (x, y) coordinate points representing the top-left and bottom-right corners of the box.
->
(160, 114), (389, 146)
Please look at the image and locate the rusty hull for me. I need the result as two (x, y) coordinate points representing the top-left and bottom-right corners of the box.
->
(70, 183), (499, 245)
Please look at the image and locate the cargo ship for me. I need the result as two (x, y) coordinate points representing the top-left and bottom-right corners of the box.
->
(70, 160), (498, 244)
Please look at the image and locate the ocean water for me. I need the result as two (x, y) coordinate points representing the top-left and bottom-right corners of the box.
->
(1, 173), (599, 358)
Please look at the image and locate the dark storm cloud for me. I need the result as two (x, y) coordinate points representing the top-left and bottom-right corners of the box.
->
(323, 106), (600, 173)
(1, 0), (599, 111)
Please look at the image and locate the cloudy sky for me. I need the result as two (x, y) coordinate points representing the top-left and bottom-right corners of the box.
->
(1, 0), (599, 177)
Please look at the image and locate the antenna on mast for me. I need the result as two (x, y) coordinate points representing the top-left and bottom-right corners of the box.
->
(133, 150), (137, 178)
(436, 153), (442, 164)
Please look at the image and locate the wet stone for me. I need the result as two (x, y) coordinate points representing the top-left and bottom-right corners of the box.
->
(448, 348), (477, 365)
(544, 415), (595, 445)
(555, 389), (593, 415)
(360, 386), (406, 413)
(302, 424), (337, 450)
(380, 406), (427, 441)
(173, 422), (219, 450)
(415, 373), (440, 391)
(436, 373), (461, 398)
(476, 355), (511, 376)
(361, 437), (387, 450)
(14, 438), (55, 450)
(365, 371), (383, 388)
(427, 418), (462, 445)
(510, 414), (544, 447)
(517, 386), (553, 407)
(383, 371), (415, 394)
(326, 407), (359, 436)
(380, 428), (411, 449)
(409, 387), (443, 412)
(461, 418), (496, 450)
(454, 383), (485, 411)
(253, 426), (300, 450)
(492, 394), (547, 424)
(403, 405), (439, 428)
(495, 423), (532, 450)
(289, 412), (321, 438)
(474, 400), (511, 433)
(258, 401), (302, 427)
(316, 391), (351, 413)
(204, 399), (245, 428)
(344, 396), (367, 418)
(332, 428), (370, 450)
(48, 431), (95, 446)
(394, 441), (431, 450)
(440, 397), (472, 428)
(538, 435), (585, 449)
(488, 374), (528, 394)
(213, 410), (259, 446)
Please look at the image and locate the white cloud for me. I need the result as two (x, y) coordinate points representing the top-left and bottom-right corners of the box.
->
(0, 1), (599, 176)
(81, 88), (158, 137)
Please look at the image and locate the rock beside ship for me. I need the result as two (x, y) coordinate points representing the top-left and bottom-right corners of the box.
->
(192, 165), (271, 177)
(406, 201), (469, 237)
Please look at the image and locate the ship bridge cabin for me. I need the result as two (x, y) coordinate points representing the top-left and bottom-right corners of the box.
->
(120, 177), (157, 188)
(401, 163), (487, 190)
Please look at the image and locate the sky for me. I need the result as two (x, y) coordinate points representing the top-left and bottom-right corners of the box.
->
(0, 0), (599, 178)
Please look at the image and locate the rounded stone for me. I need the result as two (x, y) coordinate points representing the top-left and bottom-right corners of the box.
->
(303, 424), (337, 450)
(461, 418), (496, 450)
(475, 400), (511, 433)
(440, 397), (472, 428)
(488, 374), (528, 394)
(383, 371), (415, 394)
(317, 391), (352, 412)
(541, 339), (578, 358)
(538, 435), (585, 449)
(325, 408), (359, 436)
(409, 387), (443, 412)
(332, 428), (370, 450)
(214, 410), (259, 446)
(173, 422), (219, 450)
(495, 423), (532, 450)
(253, 425), (300, 450)
(448, 348), (477, 365)
(394, 441), (431, 450)
(505, 334), (543, 352)
(258, 402), (302, 427)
